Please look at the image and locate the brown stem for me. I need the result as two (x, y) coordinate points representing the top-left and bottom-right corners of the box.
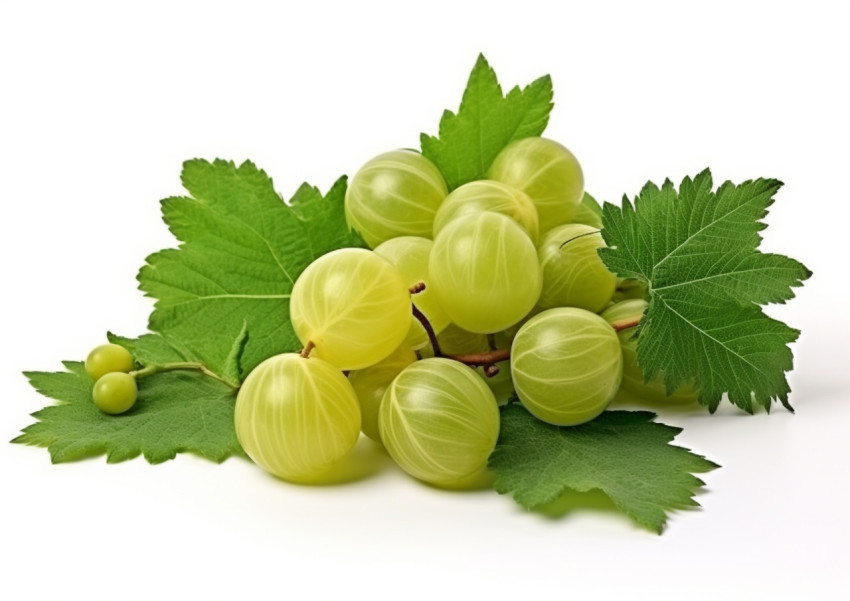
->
(300, 340), (315, 358)
(446, 348), (511, 366)
(409, 282), (426, 295)
(411, 304), (442, 357)
(410, 300), (511, 372)
(610, 317), (642, 332)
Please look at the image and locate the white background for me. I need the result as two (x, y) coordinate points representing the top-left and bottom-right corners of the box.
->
(1, 1), (847, 599)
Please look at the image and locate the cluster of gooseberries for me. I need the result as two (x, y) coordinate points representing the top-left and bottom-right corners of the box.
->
(234, 137), (698, 486)
(88, 137), (697, 487)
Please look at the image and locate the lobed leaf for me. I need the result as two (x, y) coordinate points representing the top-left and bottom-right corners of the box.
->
(14, 361), (243, 464)
(599, 170), (811, 412)
(138, 159), (364, 380)
(420, 54), (553, 190)
(489, 404), (718, 533)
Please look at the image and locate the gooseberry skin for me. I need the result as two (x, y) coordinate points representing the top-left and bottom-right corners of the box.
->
(92, 372), (138, 415)
(432, 180), (539, 242)
(85, 343), (135, 381)
(234, 353), (361, 483)
(345, 149), (448, 249)
(571, 192), (603, 229)
(488, 137), (584, 233)
(374, 236), (450, 350)
(379, 358), (500, 487)
(600, 300), (699, 405)
(348, 345), (417, 442)
(429, 212), (542, 334)
(289, 248), (412, 371)
(537, 223), (617, 312)
(511, 308), (622, 426)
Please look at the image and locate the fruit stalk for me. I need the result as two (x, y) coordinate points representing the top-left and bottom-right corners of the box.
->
(130, 362), (239, 390)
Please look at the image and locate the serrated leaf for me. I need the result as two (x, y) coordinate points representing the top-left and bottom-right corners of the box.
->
(489, 405), (718, 534)
(138, 159), (365, 379)
(107, 324), (248, 388)
(420, 54), (553, 190)
(14, 362), (243, 464)
(599, 170), (811, 412)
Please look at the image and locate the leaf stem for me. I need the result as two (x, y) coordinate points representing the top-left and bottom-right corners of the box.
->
(130, 362), (239, 390)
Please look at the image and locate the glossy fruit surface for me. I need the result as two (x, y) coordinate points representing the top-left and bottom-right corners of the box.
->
(488, 137), (584, 233)
(348, 345), (417, 442)
(537, 223), (616, 312)
(374, 236), (450, 350)
(85, 343), (135, 381)
(511, 308), (622, 426)
(345, 149), (448, 248)
(290, 248), (411, 370)
(92, 372), (138, 415)
(571, 192), (603, 229)
(429, 212), (541, 333)
(234, 353), (361, 483)
(432, 180), (538, 242)
(601, 300), (699, 405)
(476, 363), (514, 406)
(379, 358), (499, 486)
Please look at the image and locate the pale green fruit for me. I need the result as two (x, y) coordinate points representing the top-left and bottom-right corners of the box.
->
(234, 353), (361, 483)
(290, 248), (411, 370)
(432, 180), (539, 242)
(85, 343), (135, 381)
(429, 212), (542, 334)
(379, 358), (499, 487)
(511, 308), (622, 426)
(374, 236), (450, 350)
(345, 149), (447, 248)
(488, 137), (584, 233)
(348, 345), (417, 442)
(537, 223), (616, 312)
(571, 192), (603, 229)
(92, 372), (137, 415)
(600, 300), (700, 405)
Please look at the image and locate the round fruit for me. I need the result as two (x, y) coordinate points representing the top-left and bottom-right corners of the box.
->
(488, 137), (584, 233)
(85, 343), (135, 381)
(379, 358), (499, 486)
(432, 180), (539, 242)
(429, 212), (542, 334)
(92, 372), (138, 415)
(537, 223), (616, 312)
(289, 248), (411, 370)
(374, 236), (450, 350)
(234, 353), (361, 483)
(345, 149), (448, 248)
(511, 308), (622, 426)
(572, 192), (603, 229)
(348, 345), (417, 442)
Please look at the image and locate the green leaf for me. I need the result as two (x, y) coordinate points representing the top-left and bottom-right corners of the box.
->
(420, 54), (553, 190)
(599, 170), (811, 413)
(138, 159), (365, 379)
(13, 361), (243, 464)
(489, 405), (718, 534)
(108, 323), (248, 388)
